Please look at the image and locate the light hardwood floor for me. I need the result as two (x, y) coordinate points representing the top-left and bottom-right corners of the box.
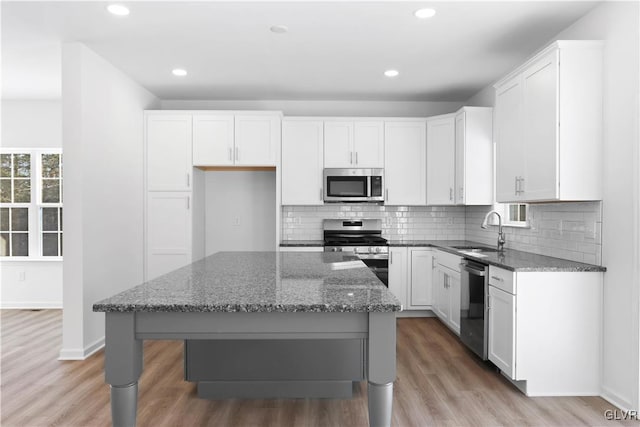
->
(0, 310), (631, 426)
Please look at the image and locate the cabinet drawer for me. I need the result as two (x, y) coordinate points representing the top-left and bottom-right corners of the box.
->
(435, 250), (462, 272)
(489, 266), (516, 294)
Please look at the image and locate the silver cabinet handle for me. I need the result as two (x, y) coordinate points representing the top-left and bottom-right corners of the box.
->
(486, 295), (491, 310)
(350, 151), (353, 164)
(390, 251), (393, 264)
(186, 173), (190, 187)
(490, 275), (504, 282)
(228, 147), (232, 161)
(355, 152), (358, 165)
(186, 196), (190, 210)
(449, 188), (453, 201)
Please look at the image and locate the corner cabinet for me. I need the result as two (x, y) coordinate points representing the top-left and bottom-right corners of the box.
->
(384, 120), (427, 206)
(487, 265), (603, 396)
(426, 114), (456, 205)
(494, 40), (603, 202)
(324, 120), (384, 168)
(281, 119), (324, 205)
(193, 113), (281, 166)
(454, 107), (493, 205)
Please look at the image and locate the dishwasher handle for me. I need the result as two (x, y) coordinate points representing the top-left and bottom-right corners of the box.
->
(461, 263), (487, 276)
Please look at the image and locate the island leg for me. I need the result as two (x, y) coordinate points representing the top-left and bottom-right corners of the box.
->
(105, 312), (143, 427)
(367, 312), (396, 427)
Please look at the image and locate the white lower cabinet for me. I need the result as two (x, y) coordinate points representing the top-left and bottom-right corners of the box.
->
(487, 265), (603, 396)
(433, 250), (462, 335)
(388, 247), (434, 312)
(146, 192), (193, 280)
(488, 285), (516, 378)
(388, 247), (408, 308)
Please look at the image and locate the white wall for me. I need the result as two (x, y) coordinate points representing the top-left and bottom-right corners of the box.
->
(160, 99), (463, 117)
(465, 1), (640, 411)
(60, 43), (159, 359)
(1, 100), (63, 308)
(204, 171), (276, 255)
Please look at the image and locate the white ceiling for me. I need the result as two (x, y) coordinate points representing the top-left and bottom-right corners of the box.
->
(2, 1), (600, 101)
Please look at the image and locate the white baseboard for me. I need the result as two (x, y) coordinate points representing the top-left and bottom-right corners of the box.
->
(601, 385), (636, 411)
(397, 310), (435, 318)
(58, 336), (105, 360)
(0, 301), (63, 309)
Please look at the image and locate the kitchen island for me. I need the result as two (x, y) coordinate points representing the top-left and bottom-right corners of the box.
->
(93, 251), (401, 427)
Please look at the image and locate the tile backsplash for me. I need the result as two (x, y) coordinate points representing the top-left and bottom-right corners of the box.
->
(282, 205), (466, 241)
(465, 202), (603, 265)
(282, 201), (603, 265)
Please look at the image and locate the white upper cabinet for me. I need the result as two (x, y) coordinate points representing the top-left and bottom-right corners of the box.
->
(494, 40), (603, 202)
(384, 120), (426, 205)
(235, 115), (280, 166)
(426, 114), (455, 205)
(454, 107), (493, 205)
(192, 113), (280, 166)
(495, 75), (525, 202)
(146, 114), (193, 192)
(281, 120), (324, 205)
(192, 115), (234, 166)
(324, 120), (384, 168)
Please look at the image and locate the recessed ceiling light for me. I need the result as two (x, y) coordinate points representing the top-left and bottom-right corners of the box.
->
(172, 69), (187, 77)
(414, 8), (436, 19)
(270, 25), (289, 34)
(107, 4), (130, 16)
(384, 70), (399, 78)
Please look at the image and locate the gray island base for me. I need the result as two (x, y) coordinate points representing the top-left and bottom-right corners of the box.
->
(95, 252), (402, 427)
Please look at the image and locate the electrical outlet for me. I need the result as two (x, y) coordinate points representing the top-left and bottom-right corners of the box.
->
(233, 216), (241, 226)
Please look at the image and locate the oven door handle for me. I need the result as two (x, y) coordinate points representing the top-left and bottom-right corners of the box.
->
(461, 264), (487, 276)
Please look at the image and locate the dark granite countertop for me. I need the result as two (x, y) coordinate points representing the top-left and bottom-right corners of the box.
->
(280, 240), (324, 247)
(93, 252), (402, 313)
(389, 240), (606, 272)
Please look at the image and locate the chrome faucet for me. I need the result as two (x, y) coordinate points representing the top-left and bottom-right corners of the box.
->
(481, 210), (506, 252)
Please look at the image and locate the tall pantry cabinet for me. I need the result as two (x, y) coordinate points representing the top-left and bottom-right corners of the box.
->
(145, 113), (205, 281)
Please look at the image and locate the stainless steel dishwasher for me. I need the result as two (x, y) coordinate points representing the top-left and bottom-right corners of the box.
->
(460, 259), (489, 360)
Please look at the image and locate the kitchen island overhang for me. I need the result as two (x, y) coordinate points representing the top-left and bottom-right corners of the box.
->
(93, 252), (402, 427)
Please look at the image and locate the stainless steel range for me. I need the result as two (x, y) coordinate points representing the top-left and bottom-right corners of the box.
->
(323, 219), (389, 286)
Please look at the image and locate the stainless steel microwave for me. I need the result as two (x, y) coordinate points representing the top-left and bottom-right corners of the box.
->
(323, 168), (384, 203)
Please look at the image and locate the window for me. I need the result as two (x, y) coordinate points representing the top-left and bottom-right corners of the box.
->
(0, 150), (63, 258)
(491, 202), (529, 228)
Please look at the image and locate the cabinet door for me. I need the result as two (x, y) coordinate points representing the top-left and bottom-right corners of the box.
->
(448, 271), (461, 335)
(146, 192), (192, 280)
(384, 121), (426, 205)
(433, 267), (449, 322)
(495, 75), (524, 202)
(234, 115), (279, 166)
(324, 121), (354, 167)
(409, 249), (432, 308)
(522, 49), (559, 201)
(192, 115), (234, 166)
(147, 115), (192, 191)
(426, 116), (455, 205)
(388, 247), (407, 307)
(281, 121), (324, 205)
(353, 121), (384, 168)
(488, 285), (516, 378)
(454, 112), (466, 205)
